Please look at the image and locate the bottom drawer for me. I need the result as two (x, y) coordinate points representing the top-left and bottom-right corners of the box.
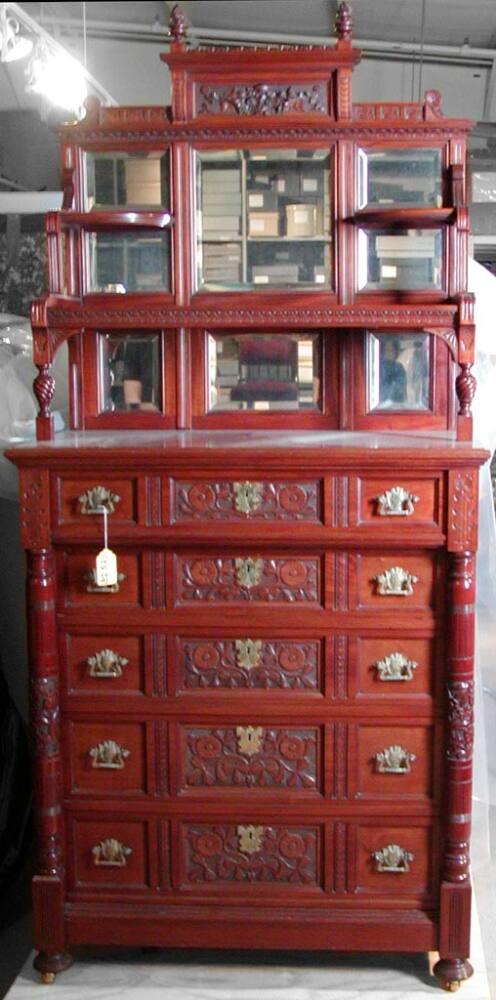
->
(68, 817), (160, 892)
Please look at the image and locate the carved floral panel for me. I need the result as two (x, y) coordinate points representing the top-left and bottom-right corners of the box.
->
(181, 638), (320, 690)
(184, 824), (319, 885)
(174, 480), (321, 522)
(196, 83), (327, 117)
(177, 556), (320, 604)
(183, 726), (318, 789)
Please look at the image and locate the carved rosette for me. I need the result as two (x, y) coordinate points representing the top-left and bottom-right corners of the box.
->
(185, 726), (318, 788)
(446, 681), (474, 762)
(196, 83), (327, 116)
(175, 480), (320, 521)
(186, 824), (318, 884)
(31, 676), (59, 758)
(179, 556), (320, 604)
(182, 638), (319, 690)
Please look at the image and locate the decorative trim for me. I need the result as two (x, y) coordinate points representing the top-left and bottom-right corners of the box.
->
(196, 83), (327, 116)
(448, 470), (478, 552)
(446, 680), (474, 762)
(20, 469), (51, 550)
(31, 676), (59, 758)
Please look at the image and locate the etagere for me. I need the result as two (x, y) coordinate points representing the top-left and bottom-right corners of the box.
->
(7, 3), (488, 991)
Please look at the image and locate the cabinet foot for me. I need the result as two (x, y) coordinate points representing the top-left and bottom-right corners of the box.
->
(33, 951), (73, 984)
(433, 958), (473, 992)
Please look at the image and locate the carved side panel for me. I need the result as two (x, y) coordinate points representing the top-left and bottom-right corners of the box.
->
(177, 556), (320, 604)
(184, 727), (318, 789)
(174, 480), (321, 522)
(19, 469), (51, 549)
(184, 824), (319, 885)
(182, 638), (320, 690)
(446, 681), (474, 762)
(447, 470), (478, 552)
(196, 83), (327, 117)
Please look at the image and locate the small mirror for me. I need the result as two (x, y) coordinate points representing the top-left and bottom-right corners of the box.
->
(88, 232), (170, 293)
(99, 332), (163, 412)
(206, 332), (322, 411)
(358, 228), (443, 291)
(86, 152), (169, 209)
(367, 332), (431, 411)
(358, 147), (442, 209)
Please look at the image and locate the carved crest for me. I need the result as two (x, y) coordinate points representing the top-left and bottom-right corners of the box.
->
(374, 566), (418, 596)
(89, 739), (130, 769)
(375, 652), (418, 681)
(372, 843), (414, 873)
(374, 744), (416, 773)
(233, 481), (262, 516)
(376, 486), (419, 517)
(234, 639), (262, 669)
(87, 648), (128, 678)
(235, 557), (263, 588)
(237, 825), (265, 855)
(235, 725), (263, 757)
(92, 838), (132, 867)
(78, 486), (121, 515)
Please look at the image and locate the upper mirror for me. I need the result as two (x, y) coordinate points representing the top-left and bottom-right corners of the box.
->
(86, 152), (170, 210)
(358, 147), (443, 209)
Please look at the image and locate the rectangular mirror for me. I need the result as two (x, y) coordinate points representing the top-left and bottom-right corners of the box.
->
(206, 332), (322, 411)
(358, 147), (442, 208)
(358, 228), (443, 290)
(87, 231), (170, 293)
(86, 152), (169, 209)
(98, 332), (163, 412)
(367, 332), (431, 411)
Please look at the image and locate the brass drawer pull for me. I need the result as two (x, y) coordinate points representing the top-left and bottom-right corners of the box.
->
(236, 725), (263, 756)
(92, 838), (132, 867)
(85, 569), (126, 593)
(78, 486), (121, 515)
(374, 745), (416, 774)
(237, 825), (264, 855)
(375, 486), (419, 517)
(233, 481), (262, 515)
(234, 639), (262, 669)
(375, 653), (417, 682)
(372, 844), (414, 873)
(87, 649), (129, 678)
(89, 740), (130, 769)
(374, 566), (418, 596)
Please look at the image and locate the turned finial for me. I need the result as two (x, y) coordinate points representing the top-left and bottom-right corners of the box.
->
(169, 4), (189, 41)
(335, 1), (353, 40)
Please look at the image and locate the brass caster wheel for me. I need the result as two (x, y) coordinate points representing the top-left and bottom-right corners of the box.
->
(439, 980), (461, 993)
(40, 972), (55, 985)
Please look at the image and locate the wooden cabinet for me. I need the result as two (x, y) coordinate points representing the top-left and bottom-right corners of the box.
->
(7, 3), (488, 992)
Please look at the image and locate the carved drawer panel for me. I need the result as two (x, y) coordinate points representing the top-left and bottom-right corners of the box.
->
(353, 725), (434, 801)
(179, 637), (321, 692)
(353, 822), (435, 898)
(181, 822), (322, 889)
(355, 636), (435, 700)
(175, 554), (322, 606)
(66, 722), (147, 796)
(59, 550), (142, 608)
(64, 634), (145, 695)
(55, 477), (137, 526)
(173, 479), (322, 523)
(69, 818), (155, 891)
(180, 725), (320, 792)
(358, 476), (441, 528)
(358, 552), (438, 610)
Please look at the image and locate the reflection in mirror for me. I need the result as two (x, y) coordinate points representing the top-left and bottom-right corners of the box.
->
(367, 332), (431, 411)
(99, 332), (163, 412)
(86, 152), (169, 209)
(358, 147), (442, 208)
(358, 228), (442, 290)
(206, 332), (322, 411)
(88, 232), (170, 293)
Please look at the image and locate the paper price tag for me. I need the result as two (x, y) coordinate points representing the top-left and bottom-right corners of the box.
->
(95, 547), (118, 588)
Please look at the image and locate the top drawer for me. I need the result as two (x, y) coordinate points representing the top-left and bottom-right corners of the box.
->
(55, 477), (139, 526)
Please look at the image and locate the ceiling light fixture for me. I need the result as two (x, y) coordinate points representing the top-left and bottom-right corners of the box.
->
(25, 39), (87, 111)
(0, 2), (32, 63)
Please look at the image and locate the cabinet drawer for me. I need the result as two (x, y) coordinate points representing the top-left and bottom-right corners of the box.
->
(355, 636), (436, 700)
(55, 476), (138, 526)
(68, 817), (156, 891)
(175, 553), (322, 607)
(358, 552), (439, 611)
(66, 721), (147, 796)
(358, 476), (441, 528)
(178, 635), (322, 693)
(180, 821), (323, 891)
(353, 822), (436, 899)
(179, 725), (321, 793)
(173, 478), (323, 523)
(353, 724), (435, 801)
(58, 549), (142, 608)
(64, 634), (145, 695)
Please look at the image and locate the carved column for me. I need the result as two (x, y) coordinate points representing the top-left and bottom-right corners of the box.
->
(27, 548), (72, 980)
(434, 551), (475, 990)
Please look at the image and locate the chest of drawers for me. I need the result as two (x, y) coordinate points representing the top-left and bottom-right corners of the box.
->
(10, 435), (486, 991)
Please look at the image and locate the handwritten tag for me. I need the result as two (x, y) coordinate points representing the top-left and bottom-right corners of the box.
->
(95, 547), (118, 588)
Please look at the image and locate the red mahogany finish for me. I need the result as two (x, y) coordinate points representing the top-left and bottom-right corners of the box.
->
(7, 2), (489, 992)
